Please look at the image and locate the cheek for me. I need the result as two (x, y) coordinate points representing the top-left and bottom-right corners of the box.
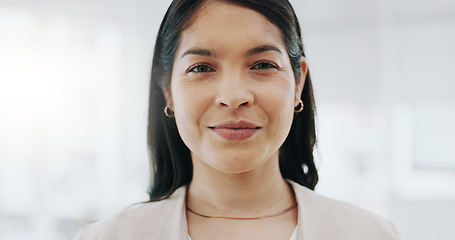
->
(172, 85), (210, 141)
(261, 81), (296, 134)
(264, 77), (295, 108)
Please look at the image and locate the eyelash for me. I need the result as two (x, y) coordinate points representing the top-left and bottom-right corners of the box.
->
(187, 64), (215, 73)
(187, 61), (278, 73)
(251, 61), (278, 70)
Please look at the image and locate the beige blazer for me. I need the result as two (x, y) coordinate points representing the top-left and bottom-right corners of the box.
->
(73, 181), (400, 239)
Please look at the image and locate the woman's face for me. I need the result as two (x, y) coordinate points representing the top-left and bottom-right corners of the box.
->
(168, 1), (306, 173)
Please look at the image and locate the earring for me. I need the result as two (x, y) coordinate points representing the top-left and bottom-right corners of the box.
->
(294, 99), (304, 113)
(164, 105), (175, 117)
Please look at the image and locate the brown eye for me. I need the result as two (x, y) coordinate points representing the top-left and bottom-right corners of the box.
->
(188, 64), (215, 73)
(251, 61), (278, 70)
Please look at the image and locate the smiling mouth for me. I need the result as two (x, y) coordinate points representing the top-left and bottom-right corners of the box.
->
(209, 121), (261, 141)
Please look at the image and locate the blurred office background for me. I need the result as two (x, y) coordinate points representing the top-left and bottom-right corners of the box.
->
(0, 0), (454, 239)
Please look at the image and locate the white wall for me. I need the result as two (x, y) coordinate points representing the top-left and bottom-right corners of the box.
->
(0, 0), (454, 239)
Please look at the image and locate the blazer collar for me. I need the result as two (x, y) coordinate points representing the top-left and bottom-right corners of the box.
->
(164, 186), (190, 239)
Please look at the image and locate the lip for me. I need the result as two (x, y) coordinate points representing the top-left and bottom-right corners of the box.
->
(209, 120), (262, 141)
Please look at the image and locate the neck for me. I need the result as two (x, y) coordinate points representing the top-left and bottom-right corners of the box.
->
(186, 152), (295, 218)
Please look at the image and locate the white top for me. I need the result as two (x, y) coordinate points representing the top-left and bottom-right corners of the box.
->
(289, 225), (298, 240)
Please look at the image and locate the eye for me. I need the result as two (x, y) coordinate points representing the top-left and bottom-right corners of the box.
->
(251, 61), (278, 70)
(188, 64), (215, 73)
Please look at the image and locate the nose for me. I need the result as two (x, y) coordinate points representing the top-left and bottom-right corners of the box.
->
(215, 72), (254, 109)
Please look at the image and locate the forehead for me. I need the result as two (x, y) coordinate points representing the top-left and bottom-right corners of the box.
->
(179, 1), (284, 54)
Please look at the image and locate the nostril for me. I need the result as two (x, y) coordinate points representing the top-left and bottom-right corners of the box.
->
(240, 101), (249, 106)
(218, 100), (251, 108)
(216, 90), (254, 108)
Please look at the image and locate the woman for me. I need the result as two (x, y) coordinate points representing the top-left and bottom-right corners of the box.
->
(74, 0), (400, 239)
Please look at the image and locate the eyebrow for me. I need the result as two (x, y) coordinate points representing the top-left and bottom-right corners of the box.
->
(246, 45), (282, 56)
(181, 48), (214, 58)
(180, 44), (282, 59)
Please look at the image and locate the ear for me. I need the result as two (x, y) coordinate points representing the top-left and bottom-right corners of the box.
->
(295, 56), (308, 106)
(163, 88), (173, 109)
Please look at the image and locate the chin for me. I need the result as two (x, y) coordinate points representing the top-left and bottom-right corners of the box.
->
(210, 156), (267, 174)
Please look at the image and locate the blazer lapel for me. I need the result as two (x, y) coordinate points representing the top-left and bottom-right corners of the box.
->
(291, 181), (323, 240)
(158, 186), (190, 239)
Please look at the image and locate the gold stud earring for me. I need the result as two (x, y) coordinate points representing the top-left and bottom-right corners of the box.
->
(294, 99), (304, 113)
(164, 105), (175, 117)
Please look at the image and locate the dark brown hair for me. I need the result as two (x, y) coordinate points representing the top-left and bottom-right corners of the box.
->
(147, 0), (318, 200)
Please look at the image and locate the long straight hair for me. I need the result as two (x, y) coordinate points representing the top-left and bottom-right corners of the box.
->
(147, 0), (318, 200)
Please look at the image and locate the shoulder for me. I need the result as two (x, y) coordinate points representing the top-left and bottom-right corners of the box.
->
(290, 181), (400, 240)
(72, 186), (188, 240)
